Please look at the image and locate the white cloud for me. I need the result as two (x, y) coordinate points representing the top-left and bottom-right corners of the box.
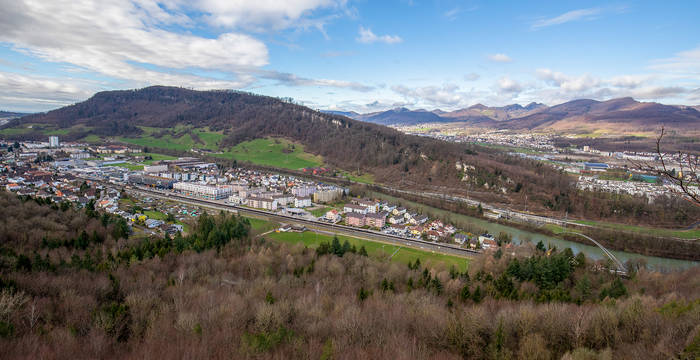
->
(0, 72), (98, 112)
(536, 69), (599, 92)
(649, 45), (700, 75)
(531, 6), (628, 30)
(0, 0), (373, 111)
(498, 77), (522, 93)
(357, 26), (402, 44)
(187, 0), (345, 31)
(532, 8), (601, 29)
(259, 70), (374, 92)
(488, 54), (512, 63)
(464, 73), (480, 81)
(0, 1), (269, 80)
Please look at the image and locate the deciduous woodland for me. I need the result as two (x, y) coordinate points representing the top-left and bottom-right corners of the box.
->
(8, 86), (699, 227)
(0, 191), (698, 359)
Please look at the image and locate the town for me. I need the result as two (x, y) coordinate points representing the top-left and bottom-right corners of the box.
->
(1, 136), (503, 251)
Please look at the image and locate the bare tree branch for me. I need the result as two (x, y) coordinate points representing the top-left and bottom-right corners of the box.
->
(631, 126), (700, 207)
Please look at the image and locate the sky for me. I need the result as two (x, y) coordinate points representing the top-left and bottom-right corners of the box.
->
(0, 0), (699, 113)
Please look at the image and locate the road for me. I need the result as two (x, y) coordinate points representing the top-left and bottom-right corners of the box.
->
(127, 185), (479, 259)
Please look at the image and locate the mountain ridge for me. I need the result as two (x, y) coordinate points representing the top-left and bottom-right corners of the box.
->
(330, 98), (700, 131)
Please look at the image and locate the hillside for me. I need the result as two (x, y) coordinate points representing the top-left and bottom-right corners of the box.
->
(0, 191), (698, 359)
(8, 86), (481, 189)
(355, 107), (446, 125)
(501, 97), (700, 132)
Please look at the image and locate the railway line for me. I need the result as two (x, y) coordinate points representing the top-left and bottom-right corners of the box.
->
(127, 185), (481, 259)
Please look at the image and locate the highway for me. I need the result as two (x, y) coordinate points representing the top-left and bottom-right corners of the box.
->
(127, 185), (480, 259)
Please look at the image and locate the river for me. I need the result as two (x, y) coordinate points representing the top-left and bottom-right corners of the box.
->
(369, 191), (699, 271)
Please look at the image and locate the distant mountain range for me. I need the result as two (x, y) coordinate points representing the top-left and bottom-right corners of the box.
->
(0, 111), (28, 119)
(325, 98), (700, 132)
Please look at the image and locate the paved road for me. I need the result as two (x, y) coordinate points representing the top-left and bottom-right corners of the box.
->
(127, 186), (479, 259)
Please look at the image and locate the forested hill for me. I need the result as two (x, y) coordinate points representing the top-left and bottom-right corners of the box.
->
(13, 86), (527, 193)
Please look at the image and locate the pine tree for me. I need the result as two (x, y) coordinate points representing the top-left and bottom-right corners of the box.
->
(460, 284), (471, 301)
(358, 246), (368, 257)
(331, 236), (342, 256)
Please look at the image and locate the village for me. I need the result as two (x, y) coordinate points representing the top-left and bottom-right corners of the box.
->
(0, 137), (502, 251)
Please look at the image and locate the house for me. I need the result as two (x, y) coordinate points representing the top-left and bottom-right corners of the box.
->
(454, 234), (469, 245)
(408, 226), (423, 236)
(346, 212), (365, 227)
(478, 233), (495, 245)
(404, 211), (418, 221)
(388, 223), (406, 235)
(382, 204), (397, 212)
(388, 216), (403, 225)
(481, 238), (498, 249)
(294, 196), (312, 208)
(324, 209), (341, 222)
(145, 219), (164, 229)
(357, 199), (379, 213)
(413, 215), (429, 225)
(393, 207), (407, 216)
(343, 203), (367, 214)
(426, 230), (440, 241)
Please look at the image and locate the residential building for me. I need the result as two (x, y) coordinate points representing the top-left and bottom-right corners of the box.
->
(365, 212), (386, 228)
(346, 212), (365, 227)
(313, 188), (343, 203)
(273, 194), (294, 206)
(248, 196), (278, 210)
(294, 196), (311, 208)
(49, 136), (60, 148)
(478, 233), (495, 245)
(357, 199), (379, 213)
(324, 209), (341, 222)
(454, 234), (469, 245)
(343, 203), (367, 214)
(292, 185), (316, 197)
(173, 182), (233, 200)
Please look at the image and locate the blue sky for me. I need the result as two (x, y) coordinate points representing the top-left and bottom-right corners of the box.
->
(0, 0), (699, 113)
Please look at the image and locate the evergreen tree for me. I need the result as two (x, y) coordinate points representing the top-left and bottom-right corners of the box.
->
(460, 284), (471, 301)
(331, 236), (343, 256)
(472, 285), (483, 303)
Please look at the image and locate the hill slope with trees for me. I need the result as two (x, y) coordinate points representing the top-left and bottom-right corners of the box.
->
(0, 191), (698, 359)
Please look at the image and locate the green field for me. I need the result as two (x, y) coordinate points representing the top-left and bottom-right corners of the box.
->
(266, 230), (469, 271)
(344, 171), (375, 184)
(143, 210), (168, 221)
(213, 137), (323, 170)
(140, 152), (177, 164)
(0, 126), (33, 136)
(309, 207), (331, 217)
(119, 126), (224, 152)
(247, 217), (280, 232)
(81, 134), (103, 143)
(572, 220), (700, 240)
(105, 163), (144, 171)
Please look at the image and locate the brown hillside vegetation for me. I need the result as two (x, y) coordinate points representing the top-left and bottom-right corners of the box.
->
(0, 191), (699, 359)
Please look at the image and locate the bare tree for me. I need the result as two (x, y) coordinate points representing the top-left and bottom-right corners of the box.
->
(633, 126), (699, 207)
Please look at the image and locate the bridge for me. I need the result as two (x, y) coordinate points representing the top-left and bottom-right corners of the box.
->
(561, 231), (628, 276)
